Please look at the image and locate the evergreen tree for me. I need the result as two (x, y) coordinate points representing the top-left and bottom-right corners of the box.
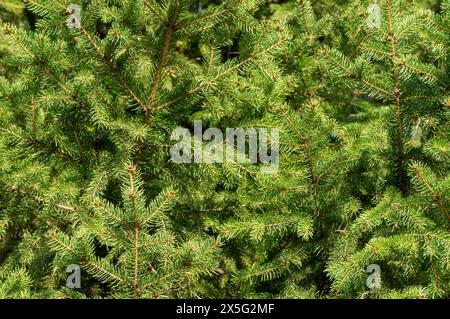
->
(207, 0), (449, 298)
(0, 0), (285, 298)
(0, 0), (448, 299)
(320, 0), (450, 298)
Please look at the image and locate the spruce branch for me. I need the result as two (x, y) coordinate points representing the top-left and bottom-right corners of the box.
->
(142, 0), (166, 23)
(78, 27), (145, 108)
(0, 177), (76, 212)
(409, 162), (450, 219)
(152, 35), (288, 111)
(145, 0), (181, 112)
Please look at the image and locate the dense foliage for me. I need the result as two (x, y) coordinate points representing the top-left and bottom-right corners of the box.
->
(0, 0), (448, 299)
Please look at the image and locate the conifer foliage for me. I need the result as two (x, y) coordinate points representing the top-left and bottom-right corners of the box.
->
(0, 0), (448, 299)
